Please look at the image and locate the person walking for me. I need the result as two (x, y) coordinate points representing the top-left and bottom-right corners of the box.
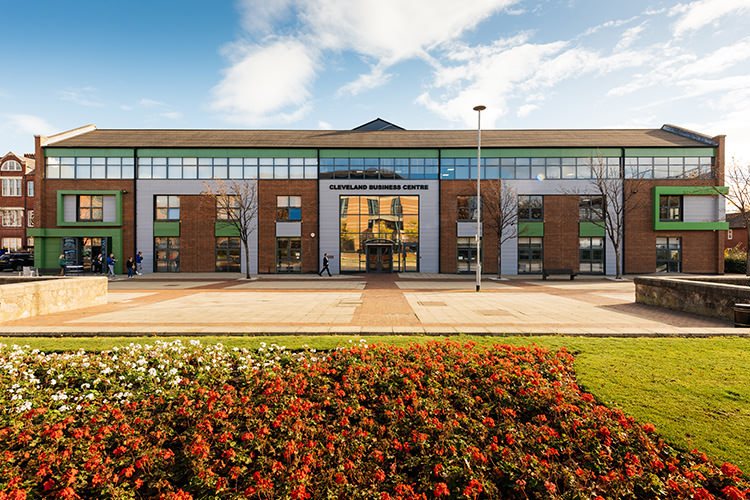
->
(318, 252), (332, 277)
(126, 256), (135, 278)
(107, 253), (117, 279)
(135, 251), (143, 275)
(58, 253), (66, 276)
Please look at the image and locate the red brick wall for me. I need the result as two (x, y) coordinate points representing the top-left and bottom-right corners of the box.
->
(258, 180), (318, 273)
(178, 195), (216, 272)
(439, 180), (498, 274)
(542, 195), (579, 271)
(0, 153), (30, 249)
(624, 179), (722, 274)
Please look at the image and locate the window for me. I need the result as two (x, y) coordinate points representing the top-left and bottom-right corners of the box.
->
(656, 237), (681, 272)
(276, 237), (302, 272)
(77, 195), (103, 221)
(659, 195), (682, 222)
(1, 160), (22, 171)
(579, 237), (604, 273)
(26, 181), (34, 197)
(1, 209), (23, 227)
(26, 237), (34, 248)
(457, 237), (481, 273)
(1, 237), (22, 251)
(217, 195), (240, 221)
(319, 157), (437, 180)
(2, 178), (22, 196)
(154, 237), (180, 272)
(216, 237), (241, 272)
(518, 237), (543, 273)
(457, 195), (477, 221)
(579, 196), (604, 222)
(46, 157), (134, 179)
(26, 210), (34, 227)
(518, 195), (543, 221)
(155, 195), (180, 220)
(276, 196), (302, 221)
(728, 229), (733, 240)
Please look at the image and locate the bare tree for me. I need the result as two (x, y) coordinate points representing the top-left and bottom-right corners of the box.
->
(718, 160), (750, 275)
(202, 179), (258, 279)
(587, 157), (647, 279)
(482, 180), (518, 278)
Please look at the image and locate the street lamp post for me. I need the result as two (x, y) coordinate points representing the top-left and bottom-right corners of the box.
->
(473, 105), (485, 292)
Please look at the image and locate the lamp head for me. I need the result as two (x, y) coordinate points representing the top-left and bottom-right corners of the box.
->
(473, 105), (486, 111)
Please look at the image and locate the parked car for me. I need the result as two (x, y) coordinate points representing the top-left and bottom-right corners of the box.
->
(0, 252), (35, 272)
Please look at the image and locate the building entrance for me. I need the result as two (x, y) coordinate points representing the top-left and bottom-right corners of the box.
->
(366, 241), (393, 273)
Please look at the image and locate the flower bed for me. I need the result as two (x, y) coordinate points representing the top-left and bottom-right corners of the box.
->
(0, 340), (747, 499)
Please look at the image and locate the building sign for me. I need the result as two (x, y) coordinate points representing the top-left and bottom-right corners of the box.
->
(329, 184), (430, 191)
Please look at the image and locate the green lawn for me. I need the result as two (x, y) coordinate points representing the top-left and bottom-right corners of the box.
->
(1, 335), (748, 468)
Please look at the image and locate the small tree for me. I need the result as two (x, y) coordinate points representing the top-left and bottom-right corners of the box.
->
(586, 157), (646, 279)
(718, 160), (750, 275)
(202, 179), (258, 279)
(482, 181), (518, 278)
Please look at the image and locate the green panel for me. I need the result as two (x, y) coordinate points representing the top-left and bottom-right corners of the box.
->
(518, 222), (544, 237)
(45, 148), (134, 157)
(441, 148), (622, 158)
(137, 148), (317, 158)
(579, 222), (606, 237)
(56, 190), (123, 227)
(626, 147), (715, 157)
(215, 222), (240, 237)
(319, 149), (439, 158)
(26, 228), (123, 273)
(653, 186), (729, 231)
(153, 221), (180, 237)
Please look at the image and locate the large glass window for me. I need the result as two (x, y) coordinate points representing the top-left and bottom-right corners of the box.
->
(1, 237), (22, 251)
(1, 160), (22, 171)
(1, 178), (22, 196)
(656, 237), (681, 272)
(339, 195), (419, 272)
(457, 195), (477, 221)
(276, 237), (302, 273)
(137, 157), (316, 179)
(216, 195), (240, 221)
(216, 237), (241, 272)
(319, 158), (438, 180)
(154, 237), (180, 272)
(518, 237), (543, 273)
(276, 196), (302, 221)
(659, 195), (682, 222)
(155, 195), (180, 220)
(46, 157), (134, 179)
(579, 196), (604, 222)
(579, 237), (604, 274)
(78, 195), (103, 222)
(518, 195), (543, 221)
(625, 157), (713, 179)
(457, 237), (481, 273)
(27, 181), (34, 197)
(440, 157), (620, 180)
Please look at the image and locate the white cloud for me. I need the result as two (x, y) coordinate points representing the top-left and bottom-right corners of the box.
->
(210, 38), (317, 125)
(336, 63), (392, 97)
(670, 0), (750, 37)
(318, 120), (332, 129)
(160, 112), (183, 120)
(3, 114), (55, 136)
(139, 98), (166, 107)
(59, 87), (103, 107)
(614, 22), (646, 51)
(677, 37), (750, 78)
(517, 104), (539, 117)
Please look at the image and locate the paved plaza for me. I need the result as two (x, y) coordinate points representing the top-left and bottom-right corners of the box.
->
(0, 273), (742, 336)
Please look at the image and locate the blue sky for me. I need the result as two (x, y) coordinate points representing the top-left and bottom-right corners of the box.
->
(2, 0), (749, 163)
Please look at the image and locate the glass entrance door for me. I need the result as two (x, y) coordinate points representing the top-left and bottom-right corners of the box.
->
(366, 244), (393, 273)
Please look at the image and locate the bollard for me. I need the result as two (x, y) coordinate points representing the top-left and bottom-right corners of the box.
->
(733, 303), (750, 327)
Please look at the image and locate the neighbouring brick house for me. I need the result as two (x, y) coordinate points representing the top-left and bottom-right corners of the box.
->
(725, 212), (748, 251)
(0, 152), (35, 252)
(29, 121), (728, 275)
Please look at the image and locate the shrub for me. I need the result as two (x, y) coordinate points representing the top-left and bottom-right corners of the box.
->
(0, 340), (748, 499)
(725, 245), (747, 274)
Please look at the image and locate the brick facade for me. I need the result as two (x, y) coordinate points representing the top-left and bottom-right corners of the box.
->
(543, 195), (580, 271)
(0, 152), (34, 251)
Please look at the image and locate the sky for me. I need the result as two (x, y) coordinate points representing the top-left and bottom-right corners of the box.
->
(1, 0), (749, 164)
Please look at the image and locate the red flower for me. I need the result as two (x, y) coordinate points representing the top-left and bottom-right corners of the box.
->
(723, 486), (746, 500)
(722, 463), (743, 477)
(434, 483), (450, 497)
(642, 423), (656, 433)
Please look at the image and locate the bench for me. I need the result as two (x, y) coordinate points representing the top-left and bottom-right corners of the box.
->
(542, 268), (577, 280)
(65, 265), (84, 276)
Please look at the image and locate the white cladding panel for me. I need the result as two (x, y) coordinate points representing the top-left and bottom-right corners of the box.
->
(457, 222), (482, 238)
(319, 180), (440, 273)
(136, 180), (258, 274)
(102, 196), (116, 222)
(684, 195), (720, 223)
(276, 222), (301, 237)
(63, 195), (76, 222)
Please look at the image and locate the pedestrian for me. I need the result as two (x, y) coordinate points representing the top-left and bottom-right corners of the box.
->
(96, 253), (105, 274)
(135, 251), (143, 275)
(318, 252), (332, 277)
(107, 253), (117, 279)
(58, 253), (66, 276)
(126, 256), (135, 278)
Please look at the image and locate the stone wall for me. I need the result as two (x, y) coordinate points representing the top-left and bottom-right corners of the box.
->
(634, 276), (750, 320)
(0, 277), (108, 322)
